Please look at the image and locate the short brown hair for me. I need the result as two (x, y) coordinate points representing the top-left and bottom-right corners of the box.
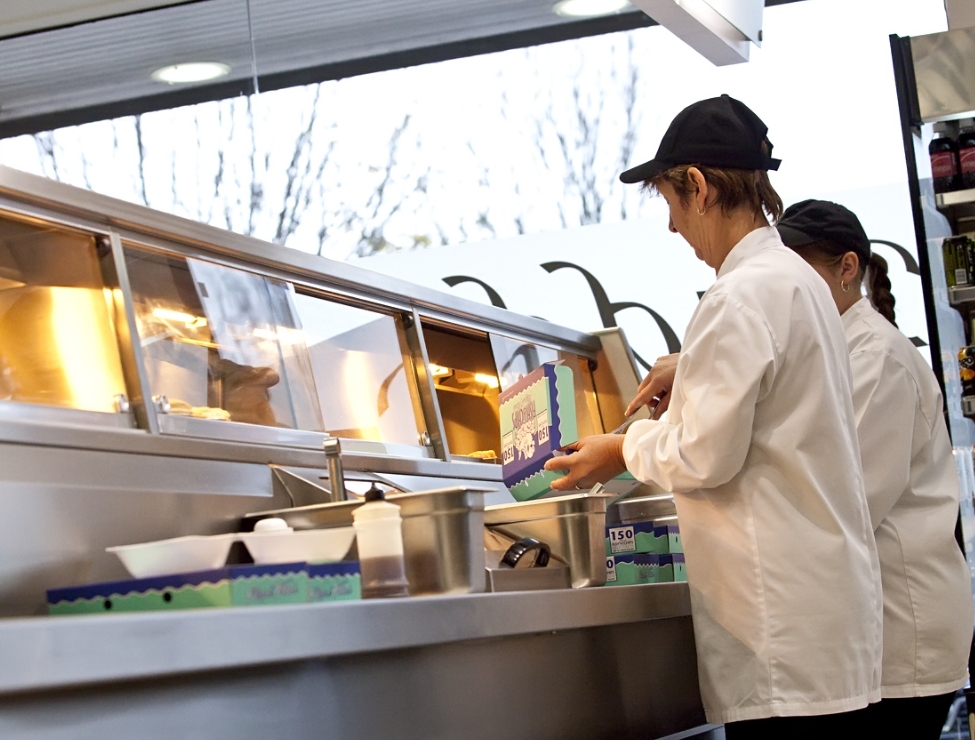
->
(643, 164), (784, 223)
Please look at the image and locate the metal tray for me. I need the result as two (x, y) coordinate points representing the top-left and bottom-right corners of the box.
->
(484, 493), (614, 588)
(242, 487), (489, 596)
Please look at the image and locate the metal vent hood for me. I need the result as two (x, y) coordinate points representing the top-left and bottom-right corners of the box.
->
(630, 0), (764, 65)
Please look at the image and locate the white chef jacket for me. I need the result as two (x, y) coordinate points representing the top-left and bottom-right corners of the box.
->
(842, 296), (972, 698)
(623, 227), (883, 724)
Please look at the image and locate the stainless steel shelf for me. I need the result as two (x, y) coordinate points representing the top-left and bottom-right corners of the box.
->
(937, 188), (975, 208)
(0, 582), (691, 694)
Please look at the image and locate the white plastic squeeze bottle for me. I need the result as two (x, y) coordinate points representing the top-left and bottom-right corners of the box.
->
(351, 487), (410, 599)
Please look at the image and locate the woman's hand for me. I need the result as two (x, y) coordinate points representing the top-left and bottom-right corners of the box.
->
(544, 434), (628, 491)
(626, 353), (678, 418)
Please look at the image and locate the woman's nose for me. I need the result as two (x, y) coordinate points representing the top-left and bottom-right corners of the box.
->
(668, 217), (677, 234)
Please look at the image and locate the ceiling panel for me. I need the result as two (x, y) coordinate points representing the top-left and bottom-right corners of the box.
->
(0, 0), (799, 138)
(0, 1), (192, 38)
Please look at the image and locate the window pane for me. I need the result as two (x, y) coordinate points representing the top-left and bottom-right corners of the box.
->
(290, 292), (424, 446)
(0, 214), (126, 413)
(124, 245), (323, 431)
(489, 335), (559, 392)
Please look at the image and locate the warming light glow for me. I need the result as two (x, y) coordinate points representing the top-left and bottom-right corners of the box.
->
(474, 373), (500, 389)
(552, 0), (631, 17)
(152, 307), (208, 328)
(151, 62), (231, 84)
(429, 363), (452, 377)
(51, 288), (124, 412)
(252, 326), (307, 346)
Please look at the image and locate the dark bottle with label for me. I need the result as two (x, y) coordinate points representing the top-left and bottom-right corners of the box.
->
(958, 119), (975, 190)
(930, 122), (960, 193)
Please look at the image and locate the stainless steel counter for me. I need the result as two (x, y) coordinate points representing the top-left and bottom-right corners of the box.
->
(0, 584), (711, 740)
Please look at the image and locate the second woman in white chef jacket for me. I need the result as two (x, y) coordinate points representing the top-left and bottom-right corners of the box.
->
(778, 199), (973, 739)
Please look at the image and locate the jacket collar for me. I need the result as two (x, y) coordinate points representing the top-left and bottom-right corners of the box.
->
(841, 295), (873, 330)
(717, 226), (782, 279)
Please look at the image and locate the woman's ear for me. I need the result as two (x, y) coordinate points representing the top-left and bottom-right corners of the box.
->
(841, 252), (860, 284)
(686, 167), (709, 214)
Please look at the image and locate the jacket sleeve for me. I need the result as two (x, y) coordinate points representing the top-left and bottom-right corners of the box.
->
(622, 293), (777, 492)
(849, 347), (916, 529)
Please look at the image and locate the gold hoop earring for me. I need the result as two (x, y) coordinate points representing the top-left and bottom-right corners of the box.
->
(697, 208), (705, 216)
(841, 282), (850, 293)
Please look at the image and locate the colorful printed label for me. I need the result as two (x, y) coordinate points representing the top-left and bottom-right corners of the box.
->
(500, 363), (578, 500)
(608, 525), (636, 554)
(961, 147), (975, 175)
(932, 151), (958, 179)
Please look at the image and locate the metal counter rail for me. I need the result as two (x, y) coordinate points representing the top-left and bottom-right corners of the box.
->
(0, 583), (709, 740)
(0, 583), (690, 694)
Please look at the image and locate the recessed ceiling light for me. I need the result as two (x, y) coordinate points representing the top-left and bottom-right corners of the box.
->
(552, 0), (631, 18)
(151, 62), (231, 84)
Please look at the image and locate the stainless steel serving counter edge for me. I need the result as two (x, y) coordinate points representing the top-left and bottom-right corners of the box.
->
(0, 583), (690, 695)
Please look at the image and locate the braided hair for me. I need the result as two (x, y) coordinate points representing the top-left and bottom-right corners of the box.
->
(865, 253), (897, 327)
(790, 240), (897, 326)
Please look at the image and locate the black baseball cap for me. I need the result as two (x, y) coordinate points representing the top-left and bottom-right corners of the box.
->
(619, 94), (781, 184)
(777, 200), (871, 264)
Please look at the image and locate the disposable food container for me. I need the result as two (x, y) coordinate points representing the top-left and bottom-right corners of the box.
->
(107, 534), (237, 579)
(238, 528), (355, 566)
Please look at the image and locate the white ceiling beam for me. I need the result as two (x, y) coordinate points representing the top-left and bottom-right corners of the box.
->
(630, 0), (763, 66)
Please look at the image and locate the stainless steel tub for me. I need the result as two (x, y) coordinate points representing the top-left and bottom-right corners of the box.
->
(484, 493), (614, 588)
(241, 487), (489, 595)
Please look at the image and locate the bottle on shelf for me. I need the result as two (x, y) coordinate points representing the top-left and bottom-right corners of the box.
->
(931, 121), (961, 194)
(958, 118), (975, 191)
(351, 485), (410, 599)
(943, 235), (973, 288)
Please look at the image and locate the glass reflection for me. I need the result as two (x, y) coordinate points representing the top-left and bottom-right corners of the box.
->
(124, 246), (323, 430)
(489, 335), (559, 392)
(0, 214), (126, 413)
(290, 293), (424, 446)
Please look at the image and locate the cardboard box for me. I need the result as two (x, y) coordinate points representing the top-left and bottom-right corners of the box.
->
(654, 554), (687, 583)
(604, 553), (687, 586)
(500, 362), (578, 501)
(307, 562), (362, 602)
(606, 523), (682, 555)
(47, 561), (361, 616)
(604, 554), (655, 586)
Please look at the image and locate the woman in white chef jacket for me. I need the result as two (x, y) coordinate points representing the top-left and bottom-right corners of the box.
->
(777, 199), (973, 739)
(545, 95), (883, 738)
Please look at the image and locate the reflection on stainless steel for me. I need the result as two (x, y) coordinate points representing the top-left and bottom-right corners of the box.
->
(911, 27), (975, 122)
(607, 490), (678, 526)
(270, 466), (333, 508)
(484, 492), (614, 588)
(323, 437), (347, 503)
(243, 487), (488, 595)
